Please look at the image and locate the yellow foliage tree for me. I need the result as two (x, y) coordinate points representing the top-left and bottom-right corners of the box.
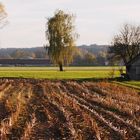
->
(46, 10), (78, 71)
(0, 3), (7, 28)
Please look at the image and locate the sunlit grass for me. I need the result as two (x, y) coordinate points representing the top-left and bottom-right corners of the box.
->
(123, 81), (140, 88)
(0, 66), (121, 79)
(0, 70), (119, 79)
(0, 66), (125, 71)
(0, 66), (139, 89)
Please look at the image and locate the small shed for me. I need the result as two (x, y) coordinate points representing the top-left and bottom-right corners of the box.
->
(126, 54), (140, 80)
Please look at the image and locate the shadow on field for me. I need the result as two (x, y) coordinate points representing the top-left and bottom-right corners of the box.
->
(0, 76), (125, 82)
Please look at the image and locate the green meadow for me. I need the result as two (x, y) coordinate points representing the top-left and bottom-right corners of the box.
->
(0, 66), (139, 89)
(0, 66), (120, 79)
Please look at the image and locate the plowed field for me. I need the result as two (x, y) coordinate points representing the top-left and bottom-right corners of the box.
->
(0, 79), (140, 140)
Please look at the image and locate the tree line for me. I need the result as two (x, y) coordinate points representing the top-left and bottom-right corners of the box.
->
(0, 46), (108, 66)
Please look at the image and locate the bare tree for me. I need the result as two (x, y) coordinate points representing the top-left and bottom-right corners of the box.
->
(108, 24), (140, 72)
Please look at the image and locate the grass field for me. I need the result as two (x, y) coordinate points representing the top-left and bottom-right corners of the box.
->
(0, 66), (124, 71)
(124, 81), (140, 87)
(0, 66), (139, 89)
(0, 66), (120, 79)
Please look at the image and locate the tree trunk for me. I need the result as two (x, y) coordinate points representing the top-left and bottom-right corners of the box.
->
(126, 65), (130, 79)
(126, 65), (130, 74)
(59, 63), (63, 71)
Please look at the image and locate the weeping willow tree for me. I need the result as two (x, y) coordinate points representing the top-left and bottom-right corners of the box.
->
(0, 3), (7, 28)
(46, 10), (78, 71)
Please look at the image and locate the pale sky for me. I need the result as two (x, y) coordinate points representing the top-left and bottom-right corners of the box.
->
(0, 0), (140, 48)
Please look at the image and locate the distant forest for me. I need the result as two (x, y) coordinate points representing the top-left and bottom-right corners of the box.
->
(0, 44), (108, 66)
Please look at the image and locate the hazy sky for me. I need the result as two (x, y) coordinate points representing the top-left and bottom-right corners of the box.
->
(0, 0), (140, 48)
